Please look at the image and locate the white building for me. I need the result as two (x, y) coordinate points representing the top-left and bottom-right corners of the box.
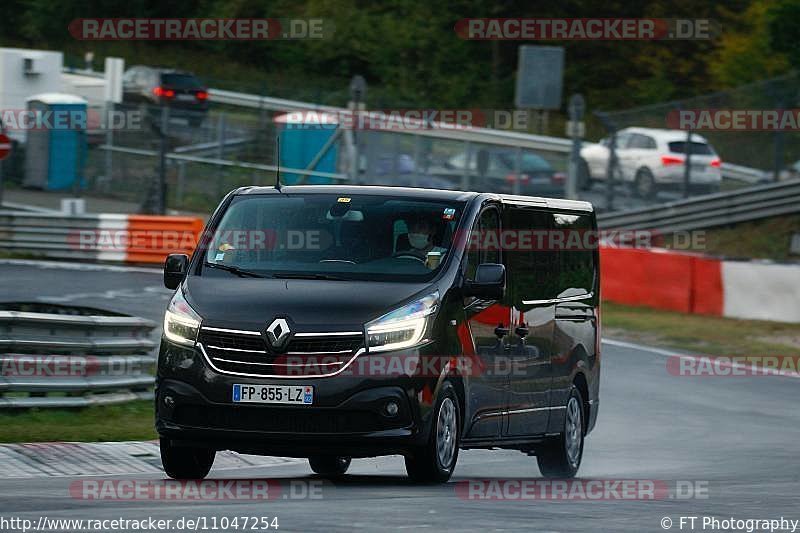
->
(0, 48), (64, 141)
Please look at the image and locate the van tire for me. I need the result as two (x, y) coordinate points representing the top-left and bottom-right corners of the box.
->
(405, 382), (460, 483)
(537, 386), (584, 478)
(308, 456), (351, 477)
(160, 437), (215, 480)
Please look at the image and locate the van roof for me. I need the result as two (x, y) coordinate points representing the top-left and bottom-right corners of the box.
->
(236, 185), (594, 212)
(237, 185), (479, 202)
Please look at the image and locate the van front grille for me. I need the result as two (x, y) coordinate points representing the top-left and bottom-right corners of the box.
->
(198, 327), (364, 377)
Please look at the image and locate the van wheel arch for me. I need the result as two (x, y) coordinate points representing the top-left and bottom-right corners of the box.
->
(435, 373), (465, 437)
(572, 372), (590, 434)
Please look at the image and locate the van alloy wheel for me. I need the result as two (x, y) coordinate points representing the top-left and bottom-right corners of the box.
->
(436, 397), (458, 469)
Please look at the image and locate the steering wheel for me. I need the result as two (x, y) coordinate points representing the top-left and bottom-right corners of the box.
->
(319, 259), (357, 265)
(392, 253), (425, 263)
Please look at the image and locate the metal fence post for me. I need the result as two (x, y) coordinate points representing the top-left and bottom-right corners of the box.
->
(513, 147), (522, 195)
(683, 130), (693, 198)
(411, 134), (421, 187)
(0, 153), (4, 208)
(461, 141), (472, 191)
(606, 130), (617, 211)
(177, 161), (186, 208)
(158, 106), (169, 214)
(774, 95), (785, 182)
(567, 94), (585, 200)
(216, 113), (226, 199)
(104, 113), (113, 194)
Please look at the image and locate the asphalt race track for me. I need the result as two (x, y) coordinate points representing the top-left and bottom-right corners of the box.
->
(1, 260), (799, 532)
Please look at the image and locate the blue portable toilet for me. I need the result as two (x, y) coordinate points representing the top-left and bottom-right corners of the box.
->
(275, 111), (339, 184)
(23, 93), (88, 191)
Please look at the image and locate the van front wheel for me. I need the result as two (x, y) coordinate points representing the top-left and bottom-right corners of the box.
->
(405, 383), (460, 483)
(536, 386), (584, 478)
(308, 456), (351, 477)
(160, 438), (215, 480)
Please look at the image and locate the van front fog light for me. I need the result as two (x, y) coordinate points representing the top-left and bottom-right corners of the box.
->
(385, 401), (399, 417)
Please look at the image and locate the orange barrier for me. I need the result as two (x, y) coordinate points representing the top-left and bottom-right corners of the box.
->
(600, 246), (724, 316)
(125, 215), (205, 264)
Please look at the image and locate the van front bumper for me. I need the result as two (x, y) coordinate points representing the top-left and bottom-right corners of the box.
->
(155, 340), (444, 458)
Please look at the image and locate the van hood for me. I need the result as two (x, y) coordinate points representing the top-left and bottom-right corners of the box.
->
(183, 276), (432, 331)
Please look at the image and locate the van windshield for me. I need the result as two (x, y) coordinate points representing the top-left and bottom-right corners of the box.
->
(202, 194), (465, 282)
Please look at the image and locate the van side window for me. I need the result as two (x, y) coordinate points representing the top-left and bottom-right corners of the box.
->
(553, 212), (595, 296)
(465, 208), (500, 280)
(505, 207), (559, 302)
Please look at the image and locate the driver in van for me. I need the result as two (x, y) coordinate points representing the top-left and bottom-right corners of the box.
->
(403, 214), (448, 267)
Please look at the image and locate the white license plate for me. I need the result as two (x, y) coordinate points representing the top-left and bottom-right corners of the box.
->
(233, 384), (313, 405)
(176, 93), (195, 101)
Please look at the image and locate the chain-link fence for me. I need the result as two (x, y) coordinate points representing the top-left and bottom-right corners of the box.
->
(589, 73), (800, 210)
(82, 102), (283, 213)
(13, 71), (799, 215)
(73, 100), (574, 214)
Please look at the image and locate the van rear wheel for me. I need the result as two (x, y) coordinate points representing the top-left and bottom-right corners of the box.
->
(308, 456), (351, 477)
(160, 437), (215, 480)
(536, 386), (584, 478)
(405, 383), (460, 484)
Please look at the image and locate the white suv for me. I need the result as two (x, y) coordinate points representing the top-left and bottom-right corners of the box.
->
(579, 127), (722, 198)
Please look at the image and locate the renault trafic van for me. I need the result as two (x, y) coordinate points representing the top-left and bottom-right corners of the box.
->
(157, 185), (600, 483)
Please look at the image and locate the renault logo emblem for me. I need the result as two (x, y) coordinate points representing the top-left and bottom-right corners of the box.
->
(265, 318), (292, 350)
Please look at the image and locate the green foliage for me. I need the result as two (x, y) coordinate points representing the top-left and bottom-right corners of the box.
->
(711, 1), (790, 86)
(1, 0), (793, 113)
(766, 0), (800, 69)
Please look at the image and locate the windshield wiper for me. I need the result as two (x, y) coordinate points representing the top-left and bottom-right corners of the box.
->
(203, 262), (267, 278)
(272, 272), (347, 281)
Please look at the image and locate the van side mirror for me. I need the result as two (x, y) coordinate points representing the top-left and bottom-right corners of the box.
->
(463, 263), (506, 300)
(164, 254), (189, 290)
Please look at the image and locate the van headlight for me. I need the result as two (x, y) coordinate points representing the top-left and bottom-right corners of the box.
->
(163, 289), (202, 347)
(366, 292), (439, 353)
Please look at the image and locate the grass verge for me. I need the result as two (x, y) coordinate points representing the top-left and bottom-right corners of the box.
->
(0, 401), (156, 443)
(603, 302), (800, 357)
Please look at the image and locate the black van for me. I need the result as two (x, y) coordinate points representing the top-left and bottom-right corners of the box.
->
(157, 186), (600, 483)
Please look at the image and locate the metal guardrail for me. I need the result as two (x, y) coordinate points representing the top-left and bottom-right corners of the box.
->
(0, 211), (127, 261)
(720, 162), (771, 184)
(0, 304), (157, 408)
(0, 211), (202, 264)
(597, 179), (800, 232)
